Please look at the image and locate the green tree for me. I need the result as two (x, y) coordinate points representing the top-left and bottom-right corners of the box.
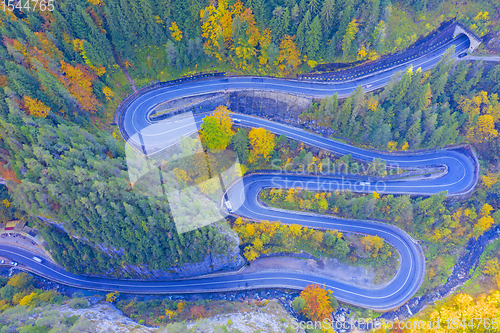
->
(305, 16), (321, 59)
(307, 0), (320, 15)
(319, 0), (336, 32)
(332, 238), (350, 260)
(341, 17), (358, 60)
(232, 129), (250, 162)
(324, 232), (336, 247)
(296, 10), (311, 53)
(391, 66), (414, 106)
(486, 64), (500, 94)
(430, 48), (454, 103)
(338, 96), (353, 134)
(405, 117), (422, 148)
(292, 296), (306, 312)
(271, 7), (291, 42)
(329, 292), (339, 310)
(0, 285), (18, 302)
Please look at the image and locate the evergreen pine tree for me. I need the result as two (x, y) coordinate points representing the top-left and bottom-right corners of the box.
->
(319, 0), (336, 32)
(296, 10), (311, 53)
(305, 16), (321, 59)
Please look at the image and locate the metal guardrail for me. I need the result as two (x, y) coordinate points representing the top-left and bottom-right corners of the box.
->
(114, 72), (226, 142)
(299, 21), (460, 81)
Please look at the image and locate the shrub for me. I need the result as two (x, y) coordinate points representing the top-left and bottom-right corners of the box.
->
(62, 315), (80, 327)
(67, 298), (89, 309)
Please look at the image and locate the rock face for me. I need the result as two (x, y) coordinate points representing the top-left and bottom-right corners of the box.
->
(118, 248), (244, 280)
(59, 302), (156, 333)
(121, 223), (244, 279)
(163, 299), (304, 333)
(0, 299), (155, 333)
(227, 90), (340, 139)
(484, 31), (500, 52)
(229, 90), (312, 121)
(171, 242), (244, 278)
(7, 298), (301, 333)
(161, 90), (313, 126)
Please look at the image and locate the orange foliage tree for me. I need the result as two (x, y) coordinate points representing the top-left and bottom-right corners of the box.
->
(189, 305), (206, 319)
(23, 96), (50, 118)
(0, 75), (7, 87)
(60, 60), (99, 113)
(299, 284), (334, 321)
(0, 163), (21, 184)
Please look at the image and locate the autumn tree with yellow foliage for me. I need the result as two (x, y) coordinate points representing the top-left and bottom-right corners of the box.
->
(357, 46), (368, 60)
(169, 22), (183, 42)
(106, 291), (119, 303)
(363, 97), (379, 112)
(200, 0), (267, 71)
(459, 91), (500, 144)
(387, 140), (398, 152)
(200, 0), (238, 61)
(482, 174), (498, 189)
(473, 203), (496, 238)
(233, 216), (355, 264)
(23, 96), (50, 118)
(8, 272), (32, 289)
(102, 86), (114, 102)
(233, 217), (281, 261)
(483, 258), (499, 277)
(383, 291), (500, 333)
(276, 35), (302, 75)
(248, 127), (275, 163)
(361, 235), (385, 258)
(199, 0), (304, 74)
(200, 106), (235, 149)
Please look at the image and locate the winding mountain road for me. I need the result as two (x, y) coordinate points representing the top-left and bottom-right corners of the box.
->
(0, 32), (479, 311)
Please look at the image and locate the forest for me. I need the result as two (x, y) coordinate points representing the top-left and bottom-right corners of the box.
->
(2, 122), (236, 276)
(0, 0), (498, 295)
(304, 54), (500, 158)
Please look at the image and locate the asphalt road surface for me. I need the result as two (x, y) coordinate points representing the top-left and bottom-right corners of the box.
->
(463, 55), (500, 62)
(122, 34), (469, 155)
(0, 33), (479, 311)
